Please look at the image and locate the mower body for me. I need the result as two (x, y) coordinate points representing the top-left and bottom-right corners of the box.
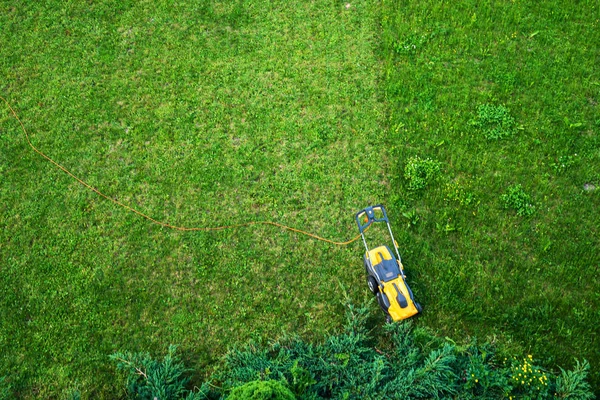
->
(356, 205), (422, 322)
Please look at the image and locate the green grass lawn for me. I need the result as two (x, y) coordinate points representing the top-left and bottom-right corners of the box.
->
(1, 0), (599, 398)
(1, 1), (388, 397)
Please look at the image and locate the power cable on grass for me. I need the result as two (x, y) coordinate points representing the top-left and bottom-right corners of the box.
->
(1, 95), (365, 246)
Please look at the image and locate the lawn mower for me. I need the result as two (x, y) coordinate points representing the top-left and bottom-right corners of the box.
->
(355, 205), (422, 322)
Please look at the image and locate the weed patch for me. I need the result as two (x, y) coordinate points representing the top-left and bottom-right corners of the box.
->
(444, 180), (476, 208)
(501, 184), (535, 217)
(404, 156), (442, 191)
(471, 104), (516, 140)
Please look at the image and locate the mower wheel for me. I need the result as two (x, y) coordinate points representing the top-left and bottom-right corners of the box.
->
(385, 314), (393, 324)
(366, 276), (378, 295)
(376, 292), (390, 312)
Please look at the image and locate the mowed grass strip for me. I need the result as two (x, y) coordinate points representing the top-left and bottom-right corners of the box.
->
(0, 1), (387, 397)
(381, 0), (600, 390)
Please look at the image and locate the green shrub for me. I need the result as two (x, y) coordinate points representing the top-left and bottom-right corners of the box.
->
(110, 345), (206, 400)
(227, 380), (295, 400)
(404, 156), (442, 191)
(112, 302), (595, 399)
(501, 184), (536, 216)
(472, 104), (516, 140)
(214, 301), (594, 399)
(555, 360), (595, 400)
(506, 355), (551, 398)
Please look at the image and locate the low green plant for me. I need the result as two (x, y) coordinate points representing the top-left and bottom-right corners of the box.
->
(110, 345), (206, 400)
(555, 360), (595, 400)
(551, 154), (578, 174)
(472, 104), (516, 140)
(506, 355), (551, 398)
(501, 184), (535, 216)
(227, 380), (295, 400)
(402, 209), (420, 228)
(444, 180), (476, 207)
(393, 33), (428, 56)
(404, 156), (442, 191)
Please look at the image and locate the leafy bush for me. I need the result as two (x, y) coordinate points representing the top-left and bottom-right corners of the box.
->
(501, 184), (536, 216)
(404, 156), (442, 191)
(472, 104), (516, 140)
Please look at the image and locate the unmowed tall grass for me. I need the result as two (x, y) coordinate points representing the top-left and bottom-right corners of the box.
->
(382, 0), (600, 391)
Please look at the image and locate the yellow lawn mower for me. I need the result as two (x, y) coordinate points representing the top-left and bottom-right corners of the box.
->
(355, 205), (422, 322)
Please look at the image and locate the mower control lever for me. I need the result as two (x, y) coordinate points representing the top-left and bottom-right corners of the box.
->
(355, 204), (389, 233)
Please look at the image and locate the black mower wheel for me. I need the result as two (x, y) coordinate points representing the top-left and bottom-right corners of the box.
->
(385, 314), (393, 324)
(366, 276), (378, 295)
(415, 302), (423, 313)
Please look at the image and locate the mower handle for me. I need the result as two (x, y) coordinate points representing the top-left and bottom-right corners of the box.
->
(355, 204), (389, 234)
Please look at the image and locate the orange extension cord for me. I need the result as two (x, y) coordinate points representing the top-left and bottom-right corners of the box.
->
(1, 95), (366, 245)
